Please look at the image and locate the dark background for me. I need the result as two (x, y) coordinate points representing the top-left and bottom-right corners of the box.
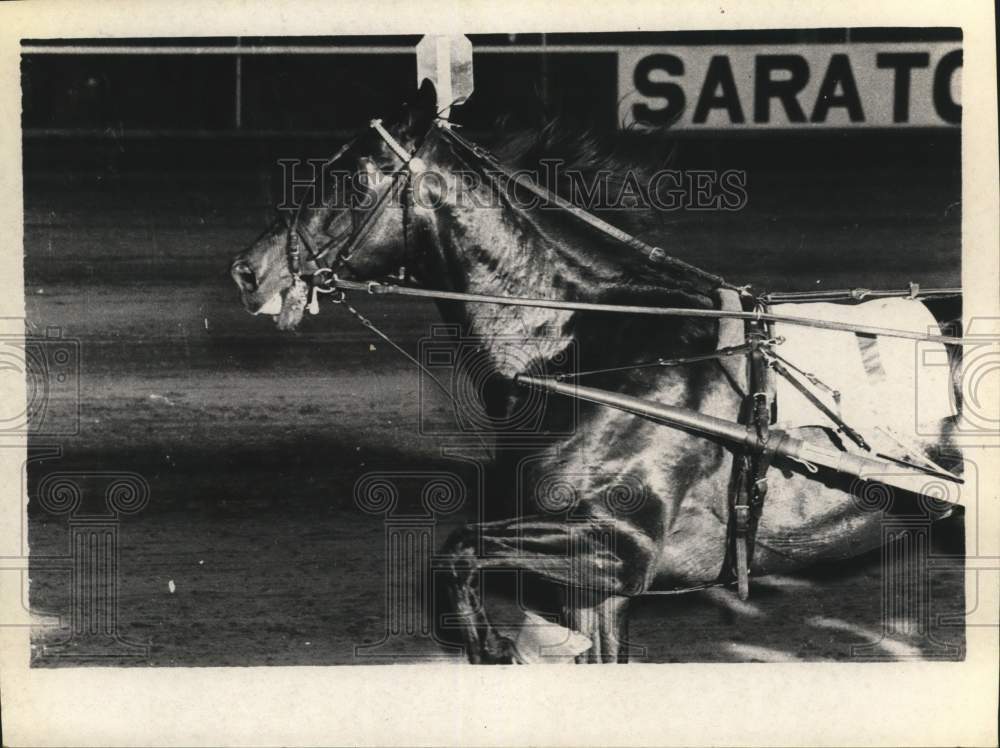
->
(23, 32), (963, 666)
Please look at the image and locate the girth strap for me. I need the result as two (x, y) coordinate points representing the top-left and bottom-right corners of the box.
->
(735, 311), (775, 600)
(716, 289), (776, 600)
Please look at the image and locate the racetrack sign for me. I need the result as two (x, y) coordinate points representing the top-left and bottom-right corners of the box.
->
(619, 42), (962, 130)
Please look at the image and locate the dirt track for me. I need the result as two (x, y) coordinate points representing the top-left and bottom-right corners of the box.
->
(25, 137), (965, 665)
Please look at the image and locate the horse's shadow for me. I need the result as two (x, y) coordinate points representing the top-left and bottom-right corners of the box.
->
(626, 514), (965, 662)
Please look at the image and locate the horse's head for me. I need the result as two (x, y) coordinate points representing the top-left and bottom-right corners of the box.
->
(230, 81), (440, 330)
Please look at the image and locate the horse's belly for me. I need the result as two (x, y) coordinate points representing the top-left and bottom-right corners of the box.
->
(649, 436), (899, 587)
(750, 474), (888, 574)
(651, 517), (730, 588)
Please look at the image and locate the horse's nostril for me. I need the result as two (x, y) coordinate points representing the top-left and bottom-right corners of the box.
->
(231, 261), (258, 292)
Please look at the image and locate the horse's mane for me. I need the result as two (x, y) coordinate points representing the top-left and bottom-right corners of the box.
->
(480, 117), (723, 302)
(491, 116), (679, 234)
(474, 117), (722, 350)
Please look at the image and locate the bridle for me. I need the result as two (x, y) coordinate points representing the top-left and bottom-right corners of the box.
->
(280, 118), (434, 300)
(279, 110), (739, 305)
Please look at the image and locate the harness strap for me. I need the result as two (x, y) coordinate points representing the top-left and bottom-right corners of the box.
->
(371, 119), (416, 164)
(707, 292), (778, 600)
(321, 154), (416, 270)
(437, 123), (737, 294)
(762, 286), (961, 303)
(330, 279), (971, 346)
(764, 352), (871, 451)
(748, 315), (774, 592)
(554, 343), (754, 381)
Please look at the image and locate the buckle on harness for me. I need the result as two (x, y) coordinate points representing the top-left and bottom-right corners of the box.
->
(733, 504), (751, 534)
(308, 270), (344, 305)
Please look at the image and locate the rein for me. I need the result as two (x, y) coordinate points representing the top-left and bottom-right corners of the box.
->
(329, 278), (970, 346)
(278, 118), (968, 347)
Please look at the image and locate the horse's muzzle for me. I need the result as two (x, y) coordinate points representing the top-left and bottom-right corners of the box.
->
(230, 260), (258, 294)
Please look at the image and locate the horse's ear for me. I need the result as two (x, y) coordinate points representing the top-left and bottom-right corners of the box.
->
(405, 78), (438, 133)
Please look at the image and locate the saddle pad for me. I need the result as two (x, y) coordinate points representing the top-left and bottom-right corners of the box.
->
(769, 298), (956, 455)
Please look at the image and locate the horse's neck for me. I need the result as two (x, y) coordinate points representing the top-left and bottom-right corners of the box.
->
(417, 161), (618, 376)
(412, 137), (722, 380)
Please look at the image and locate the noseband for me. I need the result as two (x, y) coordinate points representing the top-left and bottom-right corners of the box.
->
(281, 119), (431, 295)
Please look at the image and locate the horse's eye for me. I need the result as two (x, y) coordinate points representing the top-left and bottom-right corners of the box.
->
(357, 158), (382, 178)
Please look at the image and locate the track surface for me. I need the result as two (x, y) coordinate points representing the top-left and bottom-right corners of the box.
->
(24, 138), (965, 665)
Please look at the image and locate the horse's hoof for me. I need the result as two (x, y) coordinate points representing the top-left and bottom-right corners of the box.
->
(480, 634), (519, 664)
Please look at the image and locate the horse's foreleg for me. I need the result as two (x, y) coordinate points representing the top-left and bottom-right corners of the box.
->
(440, 516), (654, 664)
(441, 526), (519, 664)
(569, 595), (631, 663)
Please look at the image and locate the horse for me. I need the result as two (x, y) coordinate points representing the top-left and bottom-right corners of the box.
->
(230, 81), (961, 663)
